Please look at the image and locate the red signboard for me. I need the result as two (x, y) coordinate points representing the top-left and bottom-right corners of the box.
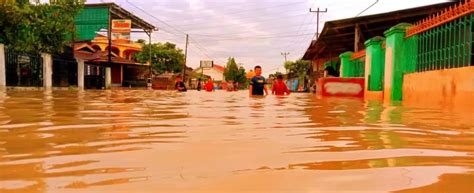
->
(111, 19), (131, 40)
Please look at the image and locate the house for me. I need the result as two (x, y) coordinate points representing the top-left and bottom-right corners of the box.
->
(193, 64), (225, 82)
(74, 3), (156, 89)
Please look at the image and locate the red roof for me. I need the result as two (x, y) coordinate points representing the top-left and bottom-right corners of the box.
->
(74, 51), (142, 65)
(213, 64), (225, 72)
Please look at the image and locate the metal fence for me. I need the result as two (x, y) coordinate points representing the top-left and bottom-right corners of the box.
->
(351, 57), (365, 77)
(5, 47), (43, 87)
(84, 64), (104, 89)
(416, 13), (474, 72)
(52, 58), (78, 87)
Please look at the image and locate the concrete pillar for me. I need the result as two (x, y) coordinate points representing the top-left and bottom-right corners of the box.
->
(42, 53), (53, 89)
(339, 51), (354, 77)
(0, 44), (6, 89)
(364, 36), (385, 92)
(76, 59), (85, 90)
(383, 23), (412, 102)
(105, 67), (111, 89)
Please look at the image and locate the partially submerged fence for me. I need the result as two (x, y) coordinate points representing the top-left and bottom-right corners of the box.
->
(5, 47), (43, 87)
(406, 0), (474, 72)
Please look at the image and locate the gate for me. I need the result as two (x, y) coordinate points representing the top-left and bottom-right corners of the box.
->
(52, 58), (78, 87)
(5, 47), (43, 87)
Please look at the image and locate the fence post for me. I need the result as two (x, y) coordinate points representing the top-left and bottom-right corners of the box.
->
(76, 59), (84, 90)
(42, 53), (53, 89)
(105, 67), (111, 89)
(365, 36), (385, 92)
(0, 44), (5, 89)
(339, 51), (354, 77)
(383, 23), (412, 102)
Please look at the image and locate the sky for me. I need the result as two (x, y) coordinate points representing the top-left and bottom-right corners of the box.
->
(86, 0), (449, 77)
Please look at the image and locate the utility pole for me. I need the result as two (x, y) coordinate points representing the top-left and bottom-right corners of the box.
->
(281, 52), (289, 62)
(182, 34), (189, 81)
(147, 30), (152, 87)
(106, 6), (112, 90)
(309, 7), (327, 39)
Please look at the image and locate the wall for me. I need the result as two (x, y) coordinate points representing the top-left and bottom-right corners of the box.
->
(200, 68), (224, 81)
(403, 66), (474, 111)
(317, 77), (365, 97)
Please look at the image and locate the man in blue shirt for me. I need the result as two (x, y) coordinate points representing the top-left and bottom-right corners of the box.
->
(249, 65), (268, 96)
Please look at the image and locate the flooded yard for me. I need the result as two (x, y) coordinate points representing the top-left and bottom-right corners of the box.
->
(0, 90), (473, 193)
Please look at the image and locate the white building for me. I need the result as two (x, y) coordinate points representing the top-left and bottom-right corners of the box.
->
(193, 64), (225, 81)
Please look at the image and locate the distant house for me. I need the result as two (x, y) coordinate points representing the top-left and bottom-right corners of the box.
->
(193, 64), (225, 81)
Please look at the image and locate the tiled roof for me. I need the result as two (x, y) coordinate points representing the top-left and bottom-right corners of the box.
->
(213, 64), (225, 72)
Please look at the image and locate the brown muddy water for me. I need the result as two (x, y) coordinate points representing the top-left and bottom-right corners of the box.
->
(0, 90), (473, 193)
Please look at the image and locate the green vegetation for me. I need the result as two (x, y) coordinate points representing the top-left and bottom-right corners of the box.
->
(284, 59), (311, 84)
(134, 41), (185, 75)
(223, 57), (246, 84)
(0, 0), (85, 53)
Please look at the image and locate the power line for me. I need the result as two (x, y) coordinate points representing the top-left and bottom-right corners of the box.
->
(164, 1), (306, 23)
(125, 0), (186, 36)
(193, 33), (315, 42)
(282, 0), (318, 51)
(177, 13), (309, 31)
(125, 0), (223, 65)
(309, 7), (327, 39)
(187, 22), (318, 38)
(173, 8), (309, 28)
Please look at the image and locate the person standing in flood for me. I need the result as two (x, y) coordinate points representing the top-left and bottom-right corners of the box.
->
(175, 77), (187, 92)
(272, 74), (290, 96)
(205, 79), (214, 92)
(249, 65), (268, 96)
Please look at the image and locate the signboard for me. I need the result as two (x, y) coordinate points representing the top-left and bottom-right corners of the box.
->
(200, 60), (213, 68)
(111, 19), (131, 41)
(318, 77), (365, 97)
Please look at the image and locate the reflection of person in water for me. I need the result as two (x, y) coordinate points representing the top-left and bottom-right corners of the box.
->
(175, 77), (187, 92)
(324, 66), (339, 77)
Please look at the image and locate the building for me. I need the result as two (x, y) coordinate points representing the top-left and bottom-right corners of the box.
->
(74, 3), (156, 89)
(302, 1), (474, 110)
(193, 64), (225, 82)
(303, 2), (455, 79)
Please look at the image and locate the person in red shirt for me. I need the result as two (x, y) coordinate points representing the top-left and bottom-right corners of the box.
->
(272, 74), (290, 96)
(204, 79), (214, 92)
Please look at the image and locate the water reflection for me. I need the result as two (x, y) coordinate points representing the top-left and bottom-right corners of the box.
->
(0, 90), (473, 193)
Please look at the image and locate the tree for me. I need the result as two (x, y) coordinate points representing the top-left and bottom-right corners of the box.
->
(268, 71), (283, 80)
(134, 42), (185, 75)
(284, 59), (311, 86)
(0, 0), (85, 53)
(223, 57), (246, 84)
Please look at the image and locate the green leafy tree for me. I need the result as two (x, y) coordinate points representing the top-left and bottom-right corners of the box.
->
(223, 57), (247, 84)
(236, 66), (247, 84)
(0, 0), (85, 53)
(284, 59), (311, 85)
(134, 42), (185, 75)
(224, 57), (238, 82)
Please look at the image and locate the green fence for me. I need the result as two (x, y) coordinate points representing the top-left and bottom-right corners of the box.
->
(416, 13), (473, 72)
(351, 57), (365, 77)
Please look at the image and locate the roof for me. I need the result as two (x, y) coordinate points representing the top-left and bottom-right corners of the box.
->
(74, 50), (144, 65)
(302, 2), (455, 60)
(213, 64), (225, 72)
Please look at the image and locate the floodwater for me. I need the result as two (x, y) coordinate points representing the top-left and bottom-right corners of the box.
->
(0, 89), (473, 193)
